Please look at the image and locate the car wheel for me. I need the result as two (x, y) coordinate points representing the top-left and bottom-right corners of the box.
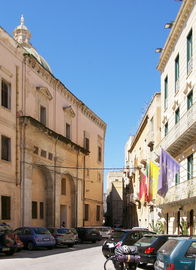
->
(140, 263), (147, 267)
(5, 250), (15, 256)
(47, 246), (54, 250)
(27, 241), (34, 251)
(92, 240), (96, 243)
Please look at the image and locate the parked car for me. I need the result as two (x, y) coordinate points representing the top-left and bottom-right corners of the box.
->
(76, 227), (101, 243)
(134, 234), (183, 266)
(94, 226), (112, 239)
(102, 227), (156, 258)
(155, 236), (196, 270)
(47, 227), (75, 247)
(15, 233), (24, 252)
(0, 223), (17, 255)
(14, 226), (55, 250)
(70, 228), (79, 244)
(0, 224), (16, 255)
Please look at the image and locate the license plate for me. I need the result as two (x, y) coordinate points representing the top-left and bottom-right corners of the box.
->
(157, 260), (164, 268)
(43, 238), (49, 241)
(2, 248), (10, 251)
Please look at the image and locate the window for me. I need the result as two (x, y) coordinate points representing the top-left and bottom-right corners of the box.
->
(96, 205), (100, 221)
(32, 201), (38, 219)
(164, 76), (168, 109)
(84, 137), (89, 151)
(175, 172), (180, 185)
(33, 146), (39, 154)
(1, 79), (11, 109)
(187, 154), (193, 180)
(175, 54), (179, 92)
(66, 123), (71, 139)
(175, 108), (180, 124)
(187, 90), (193, 110)
(98, 146), (102, 162)
(150, 117), (154, 132)
(40, 202), (44, 219)
(1, 196), (11, 220)
(40, 105), (46, 125)
(187, 29), (193, 74)
(1, 135), (11, 161)
(164, 122), (168, 137)
(97, 172), (101, 182)
(41, 149), (47, 158)
(48, 152), (53, 160)
(84, 204), (89, 221)
(61, 178), (66, 195)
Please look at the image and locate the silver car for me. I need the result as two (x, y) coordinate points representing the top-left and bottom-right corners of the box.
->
(48, 227), (75, 247)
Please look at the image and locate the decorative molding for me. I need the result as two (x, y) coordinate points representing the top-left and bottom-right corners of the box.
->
(63, 105), (75, 118)
(0, 65), (13, 78)
(36, 86), (53, 100)
(183, 81), (193, 95)
(157, 0), (195, 72)
(162, 115), (168, 125)
(172, 99), (179, 111)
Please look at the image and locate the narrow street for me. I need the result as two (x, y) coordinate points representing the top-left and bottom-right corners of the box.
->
(0, 241), (154, 270)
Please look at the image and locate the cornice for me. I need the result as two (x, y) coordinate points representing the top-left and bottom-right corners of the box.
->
(157, 0), (195, 72)
(20, 115), (89, 155)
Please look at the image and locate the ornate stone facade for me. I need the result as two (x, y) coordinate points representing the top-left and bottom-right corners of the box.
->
(0, 17), (106, 228)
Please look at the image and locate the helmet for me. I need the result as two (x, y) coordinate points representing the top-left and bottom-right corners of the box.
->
(122, 245), (131, 254)
(115, 245), (130, 256)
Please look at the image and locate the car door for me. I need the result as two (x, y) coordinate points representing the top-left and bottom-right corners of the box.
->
(21, 228), (33, 244)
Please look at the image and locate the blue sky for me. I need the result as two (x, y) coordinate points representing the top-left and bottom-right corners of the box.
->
(1, 0), (182, 190)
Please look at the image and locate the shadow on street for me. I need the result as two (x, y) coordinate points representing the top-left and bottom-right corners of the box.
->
(0, 240), (104, 259)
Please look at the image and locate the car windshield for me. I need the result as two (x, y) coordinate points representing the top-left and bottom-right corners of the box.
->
(57, 228), (70, 234)
(110, 231), (125, 241)
(135, 236), (158, 247)
(158, 239), (179, 255)
(33, 227), (50, 234)
(0, 224), (13, 233)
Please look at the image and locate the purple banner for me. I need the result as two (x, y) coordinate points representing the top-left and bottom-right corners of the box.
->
(158, 149), (180, 196)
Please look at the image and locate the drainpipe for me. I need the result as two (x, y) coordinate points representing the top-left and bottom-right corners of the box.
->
(53, 135), (59, 227)
(20, 57), (27, 226)
(83, 155), (86, 226)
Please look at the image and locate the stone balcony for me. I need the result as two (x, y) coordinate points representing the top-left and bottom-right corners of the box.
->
(161, 101), (196, 155)
(157, 177), (196, 207)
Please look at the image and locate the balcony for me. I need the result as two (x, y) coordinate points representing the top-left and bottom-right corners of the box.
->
(158, 177), (196, 207)
(161, 101), (196, 155)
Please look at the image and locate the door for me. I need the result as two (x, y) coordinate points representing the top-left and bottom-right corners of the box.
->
(60, 205), (67, 227)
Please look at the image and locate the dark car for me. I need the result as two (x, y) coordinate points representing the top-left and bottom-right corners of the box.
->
(0, 223), (17, 256)
(48, 227), (75, 247)
(134, 234), (182, 266)
(76, 227), (101, 243)
(14, 226), (55, 250)
(102, 227), (155, 258)
(155, 237), (196, 270)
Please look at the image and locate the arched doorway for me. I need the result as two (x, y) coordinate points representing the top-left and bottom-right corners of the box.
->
(60, 174), (75, 228)
(32, 166), (54, 227)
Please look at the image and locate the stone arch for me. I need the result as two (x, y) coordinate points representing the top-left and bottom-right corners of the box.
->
(60, 172), (76, 227)
(32, 165), (54, 227)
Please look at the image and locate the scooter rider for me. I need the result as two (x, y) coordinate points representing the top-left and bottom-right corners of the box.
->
(114, 245), (140, 270)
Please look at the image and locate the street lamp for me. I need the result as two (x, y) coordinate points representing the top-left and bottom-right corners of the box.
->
(155, 48), (163, 53)
(164, 22), (173, 29)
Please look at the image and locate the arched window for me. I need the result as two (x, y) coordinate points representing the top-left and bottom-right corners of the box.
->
(61, 178), (66, 195)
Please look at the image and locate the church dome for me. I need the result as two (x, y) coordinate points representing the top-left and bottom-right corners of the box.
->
(13, 15), (52, 73)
